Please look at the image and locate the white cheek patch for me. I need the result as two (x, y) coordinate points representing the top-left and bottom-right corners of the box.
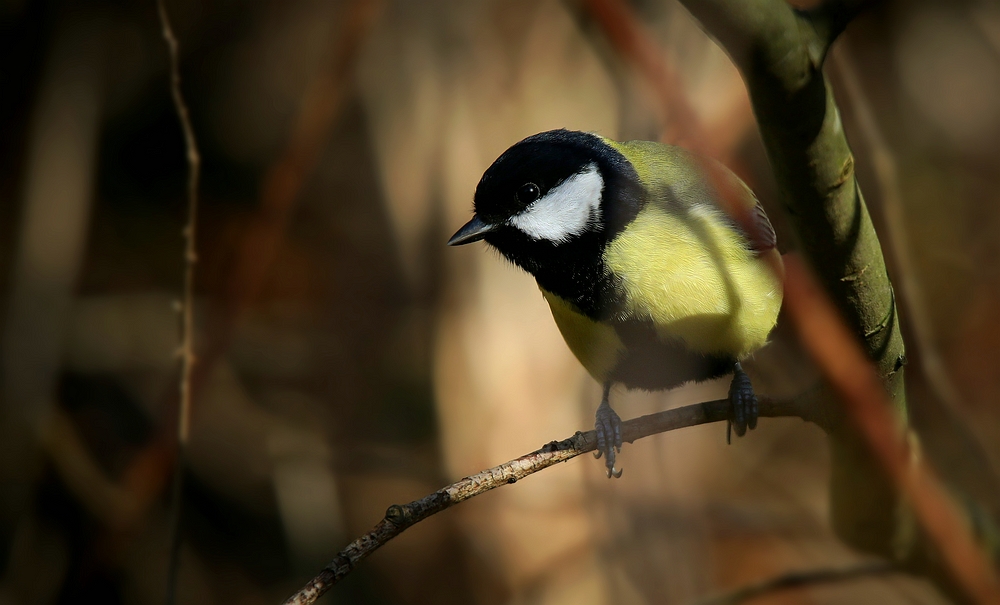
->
(509, 163), (604, 244)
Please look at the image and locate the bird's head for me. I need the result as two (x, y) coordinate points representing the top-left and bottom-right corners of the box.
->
(448, 129), (644, 274)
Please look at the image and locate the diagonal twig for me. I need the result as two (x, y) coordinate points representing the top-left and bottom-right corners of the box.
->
(281, 396), (816, 605)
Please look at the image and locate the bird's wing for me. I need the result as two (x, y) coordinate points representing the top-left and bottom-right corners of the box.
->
(683, 152), (777, 255)
(637, 143), (777, 256)
(612, 140), (777, 254)
(735, 185), (777, 255)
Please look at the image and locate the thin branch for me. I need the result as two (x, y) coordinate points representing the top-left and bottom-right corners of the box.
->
(157, 0), (200, 444)
(85, 0), (385, 584)
(690, 561), (896, 605)
(156, 1), (201, 603)
(281, 396), (815, 605)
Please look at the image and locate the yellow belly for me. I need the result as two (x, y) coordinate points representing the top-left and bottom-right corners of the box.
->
(603, 203), (783, 358)
(541, 289), (624, 382)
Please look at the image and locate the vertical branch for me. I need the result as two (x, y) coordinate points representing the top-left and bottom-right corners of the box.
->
(157, 0), (200, 445)
(70, 0), (384, 583)
(156, 1), (201, 603)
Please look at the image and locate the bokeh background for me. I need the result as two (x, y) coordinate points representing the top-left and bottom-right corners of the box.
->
(2, 0), (1000, 603)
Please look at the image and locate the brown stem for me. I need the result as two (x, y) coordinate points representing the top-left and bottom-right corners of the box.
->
(156, 0), (200, 448)
(282, 396), (816, 605)
(156, 1), (201, 603)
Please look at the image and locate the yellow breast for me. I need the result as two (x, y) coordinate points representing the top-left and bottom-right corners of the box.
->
(603, 203), (783, 358)
(541, 289), (623, 382)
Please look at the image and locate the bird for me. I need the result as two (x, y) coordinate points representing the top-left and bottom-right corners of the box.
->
(448, 129), (783, 478)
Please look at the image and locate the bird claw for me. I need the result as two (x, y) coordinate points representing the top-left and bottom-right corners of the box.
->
(727, 362), (758, 443)
(595, 400), (623, 478)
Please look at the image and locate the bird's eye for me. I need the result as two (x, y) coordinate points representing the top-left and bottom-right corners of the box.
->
(516, 183), (540, 206)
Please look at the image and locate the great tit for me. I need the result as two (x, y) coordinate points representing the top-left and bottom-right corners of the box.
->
(448, 129), (783, 477)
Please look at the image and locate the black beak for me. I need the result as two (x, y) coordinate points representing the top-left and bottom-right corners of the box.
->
(447, 215), (495, 246)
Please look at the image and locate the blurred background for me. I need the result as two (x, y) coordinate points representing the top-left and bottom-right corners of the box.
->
(2, 0), (1000, 603)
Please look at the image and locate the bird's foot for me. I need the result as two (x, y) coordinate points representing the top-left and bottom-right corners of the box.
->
(594, 398), (623, 478)
(727, 362), (758, 444)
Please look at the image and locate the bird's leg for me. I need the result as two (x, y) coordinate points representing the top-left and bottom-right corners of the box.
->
(593, 382), (623, 478)
(727, 362), (759, 444)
